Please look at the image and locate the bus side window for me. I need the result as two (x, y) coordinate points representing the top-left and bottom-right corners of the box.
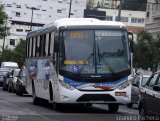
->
(29, 38), (32, 58)
(48, 33), (51, 56)
(33, 37), (36, 57)
(26, 39), (29, 58)
(31, 37), (34, 57)
(45, 33), (49, 56)
(35, 36), (37, 57)
(50, 32), (54, 56)
(40, 35), (43, 57)
(43, 34), (46, 56)
(36, 36), (40, 57)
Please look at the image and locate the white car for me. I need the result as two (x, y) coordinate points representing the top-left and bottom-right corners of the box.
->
(127, 73), (151, 108)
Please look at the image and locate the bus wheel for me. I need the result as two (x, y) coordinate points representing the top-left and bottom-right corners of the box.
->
(32, 82), (40, 105)
(52, 102), (62, 110)
(127, 103), (133, 108)
(108, 103), (119, 113)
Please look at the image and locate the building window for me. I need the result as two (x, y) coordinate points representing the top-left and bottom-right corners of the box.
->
(16, 5), (21, 8)
(147, 12), (150, 17)
(106, 15), (113, 21)
(10, 39), (15, 46)
(16, 12), (20, 17)
(7, 4), (12, 7)
(25, 30), (30, 33)
(58, 0), (63, 3)
(57, 9), (62, 13)
(16, 29), (23, 32)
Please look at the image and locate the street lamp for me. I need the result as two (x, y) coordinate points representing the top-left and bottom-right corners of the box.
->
(30, 7), (39, 31)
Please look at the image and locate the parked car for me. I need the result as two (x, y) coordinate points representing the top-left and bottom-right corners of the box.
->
(139, 71), (160, 118)
(0, 68), (10, 87)
(8, 69), (20, 93)
(127, 73), (151, 108)
(1, 62), (19, 69)
(2, 70), (13, 90)
(16, 67), (27, 96)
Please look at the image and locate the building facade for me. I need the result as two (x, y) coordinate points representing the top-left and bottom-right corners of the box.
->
(0, 0), (87, 50)
(145, 0), (160, 37)
(87, 0), (120, 10)
(98, 8), (146, 41)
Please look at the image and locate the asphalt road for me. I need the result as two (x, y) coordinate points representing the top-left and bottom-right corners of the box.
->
(0, 87), (139, 121)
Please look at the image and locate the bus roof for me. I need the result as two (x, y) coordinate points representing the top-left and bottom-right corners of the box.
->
(27, 18), (126, 38)
(54, 18), (126, 28)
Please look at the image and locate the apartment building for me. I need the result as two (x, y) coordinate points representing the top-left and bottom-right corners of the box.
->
(87, 0), (120, 10)
(0, 0), (87, 50)
(98, 8), (146, 41)
(145, 0), (160, 37)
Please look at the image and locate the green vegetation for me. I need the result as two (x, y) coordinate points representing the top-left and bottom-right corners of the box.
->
(0, 39), (26, 68)
(0, 4), (8, 39)
(134, 31), (160, 71)
(121, 0), (147, 11)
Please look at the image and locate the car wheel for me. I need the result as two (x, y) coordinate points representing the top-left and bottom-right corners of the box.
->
(108, 104), (119, 113)
(8, 86), (12, 93)
(18, 86), (23, 96)
(127, 103), (133, 108)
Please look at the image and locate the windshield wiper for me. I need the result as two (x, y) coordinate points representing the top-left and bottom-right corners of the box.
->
(78, 53), (93, 74)
(103, 61), (118, 80)
(97, 42), (101, 63)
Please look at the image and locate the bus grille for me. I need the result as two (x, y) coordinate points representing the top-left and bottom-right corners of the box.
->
(76, 94), (116, 102)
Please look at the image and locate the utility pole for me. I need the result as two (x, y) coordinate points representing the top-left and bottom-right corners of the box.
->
(30, 7), (38, 31)
(68, 0), (72, 18)
(117, 0), (123, 21)
(30, 8), (34, 31)
(2, 19), (7, 52)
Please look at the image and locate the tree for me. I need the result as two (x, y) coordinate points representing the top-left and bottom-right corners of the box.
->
(133, 31), (155, 70)
(121, 0), (147, 11)
(0, 4), (7, 39)
(0, 39), (26, 68)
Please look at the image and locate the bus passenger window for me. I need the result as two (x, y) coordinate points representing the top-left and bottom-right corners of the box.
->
(43, 34), (46, 56)
(29, 38), (32, 57)
(33, 37), (36, 57)
(36, 36), (40, 57)
(50, 32), (54, 55)
(40, 35), (43, 57)
(35, 36), (38, 57)
(31, 38), (34, 57)
(45, 33), (49, 56)
(26, 39), (29, 58)
(48, 33), (51, 56)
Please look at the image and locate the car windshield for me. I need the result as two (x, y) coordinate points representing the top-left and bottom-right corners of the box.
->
(0, 71), (8, 76)
(60, 30), (130, 74)
(141, 76), (150, 86)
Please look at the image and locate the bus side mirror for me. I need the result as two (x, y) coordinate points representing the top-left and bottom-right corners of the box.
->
(128, 32), (134, 53)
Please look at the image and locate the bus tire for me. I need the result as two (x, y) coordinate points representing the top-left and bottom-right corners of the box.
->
(127, 103), (133, 108)
(108, 103), (119, 113)
(32, 81), (40, 105)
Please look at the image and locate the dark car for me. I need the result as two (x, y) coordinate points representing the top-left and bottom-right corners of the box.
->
(0, 68), (10, 87)
(127, 73), (150, 108)
(2, 70), (13, 90)
(139, 71), (160, 118)
(16, 67), (27, 96)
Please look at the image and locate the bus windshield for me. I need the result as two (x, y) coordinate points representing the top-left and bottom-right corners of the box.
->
(60, 30), (130, 74)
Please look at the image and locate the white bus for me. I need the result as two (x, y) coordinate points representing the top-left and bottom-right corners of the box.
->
(25, 18), (133, 113)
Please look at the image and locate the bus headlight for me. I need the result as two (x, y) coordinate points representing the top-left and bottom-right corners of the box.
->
(59, 80), (74, 90)
(117, 80), (131, 90)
